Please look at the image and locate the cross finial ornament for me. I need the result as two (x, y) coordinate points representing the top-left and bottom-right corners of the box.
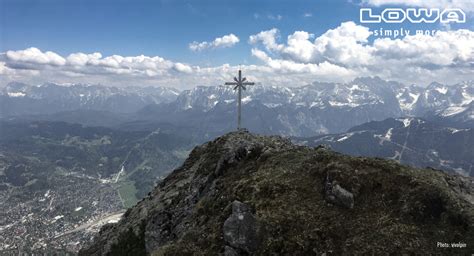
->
(225, 69), (255, 130)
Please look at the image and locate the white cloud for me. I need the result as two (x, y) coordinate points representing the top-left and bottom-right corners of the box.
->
(253, 13), (283, 21)
(312, 22), (373, 66)
(0, 48), (195, 88)
(66, 52), (102, 66)
(373, 29), (474, 67)
(362, 0), (474, 12)
(249, 23), (374, 66)
(267, 14), (283, 21)
(5, 47), (66, 68)
(1, 22), (473, 89)
(189, 34), (240, 52)
(248, 21), (474, 84)
(174, 62), (193, 73)
(303, 13), (313, 18)
(67, 49), (185, 75)
(251, 48), (356, 78)
(0, 47), (350, 89)
(249, 28), (284, 52)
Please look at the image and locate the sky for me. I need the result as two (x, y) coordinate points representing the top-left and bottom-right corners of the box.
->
(0, 0), (473, 89)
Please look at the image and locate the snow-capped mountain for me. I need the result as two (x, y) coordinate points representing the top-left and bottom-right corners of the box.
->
(174, 77), (401, 112)
(394, 84), (424, 115)
(153, 77), (402, 135)
(410, 81), (474, 117)
(2, 78), (473, 136)
(173, 84), (294, 111)
(294, 117), (474, 177)
(173, 78), (474, 121)
(0, 82), (180, 116)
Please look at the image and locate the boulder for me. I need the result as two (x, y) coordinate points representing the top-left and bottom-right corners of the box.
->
(223, 201), (259, 253)
(325, 181), (354, 209)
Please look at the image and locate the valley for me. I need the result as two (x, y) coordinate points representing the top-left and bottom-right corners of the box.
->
(0, 121), (193, 253)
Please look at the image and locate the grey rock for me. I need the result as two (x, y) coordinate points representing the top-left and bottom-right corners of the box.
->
(316, 144), (332, 151)
(325, 181), (354, 209)
(445, 175), (474, 205)
(224, 246), (239, 256)
(223, 201), (259, 253)
(215, 133), (267, 176)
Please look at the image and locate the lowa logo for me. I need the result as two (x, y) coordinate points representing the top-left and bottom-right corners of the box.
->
(360, 8), (466, 24)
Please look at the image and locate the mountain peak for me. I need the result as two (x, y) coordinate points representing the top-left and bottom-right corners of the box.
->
(79, 132), (474, 255)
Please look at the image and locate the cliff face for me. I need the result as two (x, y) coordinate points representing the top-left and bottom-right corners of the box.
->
(80, 131), (474, 255)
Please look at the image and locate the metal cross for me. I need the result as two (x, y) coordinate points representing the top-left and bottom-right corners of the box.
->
(225, 70), (255, 130)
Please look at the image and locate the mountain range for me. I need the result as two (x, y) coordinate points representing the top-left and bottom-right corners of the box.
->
(2, 78), (473, 137)
(0, 82), (180, 116)
(294, 117), (474, 177)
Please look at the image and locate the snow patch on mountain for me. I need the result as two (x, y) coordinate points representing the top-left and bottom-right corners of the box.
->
(242, 96), (252, 104)
(440, 106), (467, 117)
(7, 92), (26, 97)
(384, 128), (393, 141)
(397, 91), (420, 112)
(435, 87), (448, 95)
(401, 118), (412, 127)
(448, 128), (467, 134)
(337, 133), (353, 142)
(263, 103), (282, 108)
(462, 91), (474, 105)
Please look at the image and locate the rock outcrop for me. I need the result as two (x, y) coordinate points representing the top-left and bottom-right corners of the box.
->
(325, 182), (354, 209)
(80, 130), (474, 255)
(223, 201), (261, 254)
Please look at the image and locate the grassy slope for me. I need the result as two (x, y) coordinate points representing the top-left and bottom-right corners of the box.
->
(154, 146), (473, 255)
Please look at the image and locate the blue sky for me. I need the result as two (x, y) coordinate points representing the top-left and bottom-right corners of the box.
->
(0, 0), (473, 88)
(1, 0), (360, 66)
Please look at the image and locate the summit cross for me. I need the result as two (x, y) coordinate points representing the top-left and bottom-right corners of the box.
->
(225, 70), (255, 130)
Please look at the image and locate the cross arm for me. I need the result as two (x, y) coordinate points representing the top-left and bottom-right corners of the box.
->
(242, 82), (255, 85)
(225, 82), (238, 85)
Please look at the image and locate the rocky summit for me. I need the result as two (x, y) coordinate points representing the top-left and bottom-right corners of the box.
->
(79, 131), (474, 255)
